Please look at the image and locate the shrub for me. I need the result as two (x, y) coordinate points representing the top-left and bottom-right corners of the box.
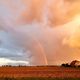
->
(61, 63), (71, 67)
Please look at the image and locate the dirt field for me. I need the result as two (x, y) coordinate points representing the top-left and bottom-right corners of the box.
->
(0, 66), (80, 78)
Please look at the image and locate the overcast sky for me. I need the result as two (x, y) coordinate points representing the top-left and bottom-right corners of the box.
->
(0, 0), (80, 66)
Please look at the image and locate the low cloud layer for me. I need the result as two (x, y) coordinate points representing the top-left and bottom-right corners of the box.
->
(0, 58), (29, 66)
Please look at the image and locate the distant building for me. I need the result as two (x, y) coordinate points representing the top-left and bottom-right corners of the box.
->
(70, 60), (80, 67)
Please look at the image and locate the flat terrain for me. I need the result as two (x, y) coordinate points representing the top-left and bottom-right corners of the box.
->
(0, 66), (80, 78)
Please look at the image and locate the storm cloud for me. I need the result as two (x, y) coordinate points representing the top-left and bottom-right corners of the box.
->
(0, 0), (80, 65)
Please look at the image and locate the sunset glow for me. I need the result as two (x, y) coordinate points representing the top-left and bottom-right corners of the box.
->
(0, 0), (80, 65)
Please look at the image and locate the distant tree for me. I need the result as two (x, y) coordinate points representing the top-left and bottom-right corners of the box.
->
(71, 60), (80, 67)
(61, 60), (80, 67)
(65, 63), (71, 67)
(18, 65), (22, 67)
(70, 60), (79, 67)
(61, 63), (66, 67)
(61, 63), (71, 67)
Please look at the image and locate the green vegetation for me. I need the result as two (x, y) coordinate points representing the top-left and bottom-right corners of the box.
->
(0, 77), (80, 80)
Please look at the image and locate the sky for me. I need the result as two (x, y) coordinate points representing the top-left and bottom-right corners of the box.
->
(0, 0), (80, 65)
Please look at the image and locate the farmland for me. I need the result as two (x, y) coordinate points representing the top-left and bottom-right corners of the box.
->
(0, 66), (80, 79)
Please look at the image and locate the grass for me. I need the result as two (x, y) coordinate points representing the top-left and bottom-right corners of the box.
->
(0, 77), (80, 80)
(0, 66), (80, 79)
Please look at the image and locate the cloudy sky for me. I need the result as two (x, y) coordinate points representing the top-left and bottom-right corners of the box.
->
(0, 0), (80, 65)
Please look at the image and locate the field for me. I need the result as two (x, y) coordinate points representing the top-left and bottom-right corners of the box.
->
(0, 66), (80, 80)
